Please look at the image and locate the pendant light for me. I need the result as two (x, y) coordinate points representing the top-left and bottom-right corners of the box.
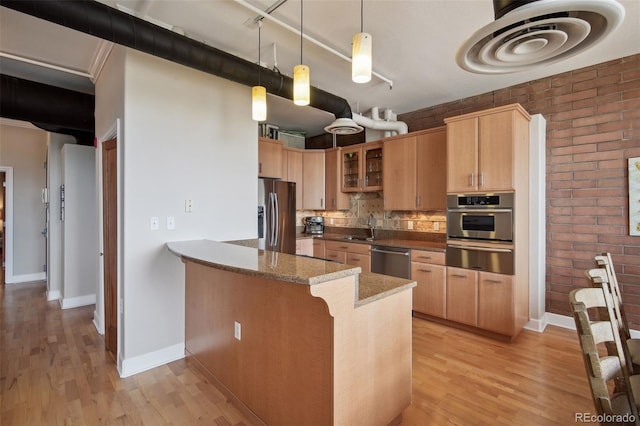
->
(293, 0), (310, 106)
(252, 21), (267, 121)
(352, 0), (372, 83)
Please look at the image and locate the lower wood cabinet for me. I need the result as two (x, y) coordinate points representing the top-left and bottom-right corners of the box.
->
(410, 250), (446, 318)
(324, 240), (371, 273)
(312, 238), (325, 258)
(478, 272), (514, 335)
(446, 267), (478, 327)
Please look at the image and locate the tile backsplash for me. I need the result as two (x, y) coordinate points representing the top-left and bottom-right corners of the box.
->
(297, 192), (446, 233)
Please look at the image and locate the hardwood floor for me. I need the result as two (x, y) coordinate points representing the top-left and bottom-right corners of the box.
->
(1, 281), (593, 425)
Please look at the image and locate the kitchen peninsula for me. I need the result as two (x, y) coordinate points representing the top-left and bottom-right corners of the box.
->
(167, 239), (416, 426)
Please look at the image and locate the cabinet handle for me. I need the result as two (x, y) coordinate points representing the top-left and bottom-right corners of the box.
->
(452, 274), (468, 278)
(416, 195), (421, 207)
(479, 172), (484, 187)
(259, 162), (262, 174)
(320, 198), (323, 208)
(333, 198), (336, 208)
(418, 255), (432, 260)
(329, 254), (338, 259)
(469, 172), (474, 187)
(418, 269), (432, 273)
(339, 246), (349, 249)
(485, 279), (503, 284)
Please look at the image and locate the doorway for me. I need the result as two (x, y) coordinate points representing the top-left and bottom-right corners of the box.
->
(1, 172), (5, 285)
(102, 138), (118, 357)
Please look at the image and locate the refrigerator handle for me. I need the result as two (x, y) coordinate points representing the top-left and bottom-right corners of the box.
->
(273, 192), (280, 247)
(269, 192), (276, 247)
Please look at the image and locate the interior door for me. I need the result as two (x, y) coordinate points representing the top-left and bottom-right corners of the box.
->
(102, 139), (118, 357)
(1, 172), (5, 285)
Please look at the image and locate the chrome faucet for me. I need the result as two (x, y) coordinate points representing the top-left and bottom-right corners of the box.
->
(367, 214), (376, 240)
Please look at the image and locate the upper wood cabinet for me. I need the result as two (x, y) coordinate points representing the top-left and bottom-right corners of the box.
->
(282, 147), (303, 210)
(325, 148), (350, 210)
(302, 150), (326, 210)
(445, 104), (529, 193)
(258, 138), (283, 179)
(341, 142), (383, 192)
(383, 128), (446, 211)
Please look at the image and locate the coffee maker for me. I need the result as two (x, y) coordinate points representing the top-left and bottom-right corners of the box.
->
(303, 216), (324, 234)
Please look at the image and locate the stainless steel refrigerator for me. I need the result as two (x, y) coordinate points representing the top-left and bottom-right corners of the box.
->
(258, 178), (296, 254)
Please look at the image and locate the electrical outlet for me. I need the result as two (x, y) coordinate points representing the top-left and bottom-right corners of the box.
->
(433, 222), (440, 231)
(185, 199), (194, 213)
(234, 321), (241, 340)
(150, 216), (159, 230)
(167, 216), (175, 230)
(407, 220), (413, 230)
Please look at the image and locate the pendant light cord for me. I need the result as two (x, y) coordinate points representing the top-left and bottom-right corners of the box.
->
(360, 0), (363, 33)
(300, 0), (303, 64)
(258, 21), (262, 86)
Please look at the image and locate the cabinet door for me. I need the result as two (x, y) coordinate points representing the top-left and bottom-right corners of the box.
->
(284, 148), (303, 210)
(302, 150), (326, 210)
(258, 138), (283, 178)
(411, 262), (446, 318)
(325, 249), (346, 264)
(347, 253), (371, 273)
(325, 148), (350, 210)
(478, 110), (514, 191)
(478, 272), (514, 335)
(312, 239), (325, 258)
(416, 129), (446, 210)
(342, 146), (361, 192)
(296, 238), (313, 256)
(362, 143), (383, 191)
(383, 136), (416, 210)
(446, 118), (478, 192)
(446, 267), (478, 326)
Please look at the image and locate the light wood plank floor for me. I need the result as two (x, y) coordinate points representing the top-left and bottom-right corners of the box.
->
(1, 281), (593, 425)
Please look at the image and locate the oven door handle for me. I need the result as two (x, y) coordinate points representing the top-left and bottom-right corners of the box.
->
(371, 248), (410, 256)
(447, 244), (513, 253)
(448, 208), (513, 214)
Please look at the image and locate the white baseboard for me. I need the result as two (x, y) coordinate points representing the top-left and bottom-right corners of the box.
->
(92, 309), (104, 335)
(544, 312), (577, 330)
(524, 317), (547, 333)
(59, 293), (96, 309)
(47, 289), (61, 301)
(119, 343), (185, 378)
(6, 272), (46, 284)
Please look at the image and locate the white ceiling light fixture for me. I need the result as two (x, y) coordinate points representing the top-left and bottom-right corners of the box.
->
(252, 21), (267, 122)
(293, 0), (310, 106)
(352, 0), (372, 83)
(324, 117), (364, 135)
(457, 0), (625, 74)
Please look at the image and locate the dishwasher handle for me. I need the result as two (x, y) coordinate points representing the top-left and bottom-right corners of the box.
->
(371, 247), (410, 256)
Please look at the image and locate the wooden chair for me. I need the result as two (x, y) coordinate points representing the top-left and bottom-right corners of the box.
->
(570, 285), (640, 423)
(594, 253), (640, 370)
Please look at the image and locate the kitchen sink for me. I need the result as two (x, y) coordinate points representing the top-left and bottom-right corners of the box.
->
(342, 235), (374, 242)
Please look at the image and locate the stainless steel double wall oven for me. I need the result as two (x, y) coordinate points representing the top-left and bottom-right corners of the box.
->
(446, 193), (515, 275)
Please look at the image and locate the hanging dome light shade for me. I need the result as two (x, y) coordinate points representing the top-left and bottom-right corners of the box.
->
(293, 64), (310, 106)
(352, 32), (372, 83)
(252, 85), (267, 121)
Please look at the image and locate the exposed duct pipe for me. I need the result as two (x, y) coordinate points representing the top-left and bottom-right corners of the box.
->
(0, 0), (354, 123)
(352, 112), (408, 136)
(0, 74), (95, 145)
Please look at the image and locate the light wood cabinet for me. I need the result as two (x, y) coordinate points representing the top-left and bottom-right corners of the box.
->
(383, 128), (446, 211)
(410, 250), (446, 318)
(325, 148), (350, 210)
(341, 142), (383, 192)
(312, 238), (325, 258)
(258, 137), (283, 178)
(445, 104), (529, 193)
(295, 238), (314, 256)
(302, 150), (326, 210)
(478, 272), (514, 335)
(446, 267), (478, 326)
(282, 147), (303, 210)
(325, 240), (371, 272)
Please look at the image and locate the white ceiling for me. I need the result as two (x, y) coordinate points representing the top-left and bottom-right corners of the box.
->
(1, 0), (639, 137)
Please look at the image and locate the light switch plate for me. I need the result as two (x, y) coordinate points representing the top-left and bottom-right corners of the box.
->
(167, 216), (175, 230)
(150, 217), (159, 230)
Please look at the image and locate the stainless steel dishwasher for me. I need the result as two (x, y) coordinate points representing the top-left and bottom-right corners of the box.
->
(371, 245), (411, 279)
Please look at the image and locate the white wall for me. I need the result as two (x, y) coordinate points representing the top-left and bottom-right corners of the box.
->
(61, 144), (97, 308)
(47, 133), (76, 301)
(0, 122), (47, 282)
(95, 47), (258, 376)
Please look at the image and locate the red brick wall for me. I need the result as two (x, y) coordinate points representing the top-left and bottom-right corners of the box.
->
(399, 54), (640, 325)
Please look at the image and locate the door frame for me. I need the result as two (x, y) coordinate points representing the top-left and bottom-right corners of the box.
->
(0, 167), (14, 283)
(96, 119), (121, 366)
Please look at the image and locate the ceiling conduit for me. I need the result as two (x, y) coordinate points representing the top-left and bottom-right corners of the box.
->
(0, 0), (354, 123)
